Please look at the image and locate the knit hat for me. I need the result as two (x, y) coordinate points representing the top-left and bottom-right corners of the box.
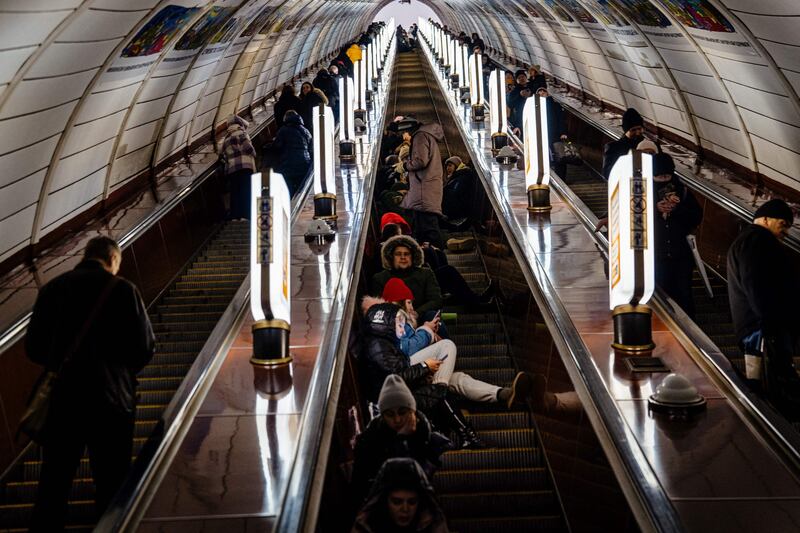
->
(378, 374), (416, 412)
(621, 108), (644, 132)
(636, 139), (658, 154)
(445, 156), (463, 168)
(754, 199), (794, 224)
(382, 277), (414, 302)
(380, 212), (411, 234)
(652, 153), (675, 177)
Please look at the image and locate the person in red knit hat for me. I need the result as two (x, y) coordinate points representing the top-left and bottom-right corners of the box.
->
(380, 212), (412, 235)
(380, 278), (532, 411)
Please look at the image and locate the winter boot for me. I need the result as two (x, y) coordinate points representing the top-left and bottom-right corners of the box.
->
(440, 399), (487, 449)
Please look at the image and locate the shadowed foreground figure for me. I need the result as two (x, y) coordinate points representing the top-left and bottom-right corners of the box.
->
(25, 236), (155, 531)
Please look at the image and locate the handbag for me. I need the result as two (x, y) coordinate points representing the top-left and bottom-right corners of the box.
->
(18, 277), (119, 444)
(552, 141), (583, 165)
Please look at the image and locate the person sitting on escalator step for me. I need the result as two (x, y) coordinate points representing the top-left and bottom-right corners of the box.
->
(352, 458), (449, 533)
(351, 375), (452, 505)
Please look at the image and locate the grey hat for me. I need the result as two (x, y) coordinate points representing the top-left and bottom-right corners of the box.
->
(378, 374), (416, 413)
(445, 156), (463, 168)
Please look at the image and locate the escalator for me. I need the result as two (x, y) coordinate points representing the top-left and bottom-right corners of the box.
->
(338, 47), (568, 532)
(437, 246), (565, 532)
(0, 219), (249, 531)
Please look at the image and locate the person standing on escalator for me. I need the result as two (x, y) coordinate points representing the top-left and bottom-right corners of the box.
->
(727, 199), (800, 415)
(25, 236), (155, 531)
(602, 107), (645, 179)
(222, 114), (257, 220)
(398, 118), (446, 249)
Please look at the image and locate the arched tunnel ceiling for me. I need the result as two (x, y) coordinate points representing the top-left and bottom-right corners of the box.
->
(0, 0), (798, 265)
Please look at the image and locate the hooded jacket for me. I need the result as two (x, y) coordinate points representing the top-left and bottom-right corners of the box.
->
(222, 116), (256, 174)
(299, 88), (329, 135)
(273, 112), (312, 178)
(352, 411), (451, 505)
(360, 303), (446, 413)
(401, 123), (445, 215)
(312, 69), (339, 104)
(370, 235), (443, 314)
(352, 458), (449, 533)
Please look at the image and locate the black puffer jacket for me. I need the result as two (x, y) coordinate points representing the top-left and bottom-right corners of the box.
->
(653, 176), (702, 261)
(313, 69), (339, 105)
(442, 165), (476, 219)
(360, 303), (446, 411)
(352, 411), (451, 504)
(602, 135), (640, 179)
(273, 113), (312, 178)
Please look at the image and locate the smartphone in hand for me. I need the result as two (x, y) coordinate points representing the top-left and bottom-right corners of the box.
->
(439, 353), (448, 361)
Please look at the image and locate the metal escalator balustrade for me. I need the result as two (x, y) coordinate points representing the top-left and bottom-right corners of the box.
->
(0, 220), (249, 532)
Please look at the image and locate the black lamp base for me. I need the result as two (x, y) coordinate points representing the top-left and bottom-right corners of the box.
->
(313, 193), (338, 224)
(491, 132), (508, 154)
(251, 320), (292, 366)
(527, 184), (552, 213)
(339, 140), (355, 161)
(450, 74), (459, 89)
(471, 105), (485, 122)
(611, 304), (655, 353)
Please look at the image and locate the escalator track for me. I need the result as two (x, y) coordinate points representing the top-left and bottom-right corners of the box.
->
(0, 220), (249, 531)
(382, 49), (567, 532)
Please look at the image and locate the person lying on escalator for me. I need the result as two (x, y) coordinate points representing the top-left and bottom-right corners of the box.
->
(352, 458), (449, 533)
(351, 375), (452, 506)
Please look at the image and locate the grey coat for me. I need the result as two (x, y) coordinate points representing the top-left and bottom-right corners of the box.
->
(401, 123), (445, 215)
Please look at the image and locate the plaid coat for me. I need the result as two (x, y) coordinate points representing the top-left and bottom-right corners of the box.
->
(222, 118), (256, 174)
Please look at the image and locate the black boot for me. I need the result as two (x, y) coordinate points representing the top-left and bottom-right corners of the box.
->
(441, 399), (487, 449)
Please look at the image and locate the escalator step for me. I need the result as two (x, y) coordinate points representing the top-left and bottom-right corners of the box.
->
(174, 280), (242, 289)
(476, 429), (536, 448)
(138, 363), (192, 378)
(155, 341), (205, 352)
(150, 352), (198, 365)
(449, 323), (502, 335)
(138, 376), (184, 391)
(465, 412), (529, 430)
(441, 447), (541, 470)
(438, 490), (558, 519)
(458, 344), (508, 358)
(152, 320), (219, 333)
(455, 356), (511, 370)
(448, 515), (565, 533)
(433, 467), (548, 492)
(466, 368), (517, 386)
(450, 333), (500, 345)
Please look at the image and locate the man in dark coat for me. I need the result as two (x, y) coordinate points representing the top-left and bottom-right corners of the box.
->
(507, 70), (531, 133)
(351, 375), (451, 505)
(26, 236), (155, 531)
(313, 68), (339, 116)
(602, 107), (645, 179)
(652, 153), (703, 317)
(273, 85), (301, 129)
(399, 119), (446, 248)
(442, 156), (476, 220)
(727, 199), (800, 413)
(273, 110), (312, 196)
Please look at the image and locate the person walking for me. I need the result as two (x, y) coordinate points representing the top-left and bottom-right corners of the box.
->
(273, 110), (312, 197)
(398, 119), (446, 248)
(221, 114), (257, 220)
(25, 236), (155, 531)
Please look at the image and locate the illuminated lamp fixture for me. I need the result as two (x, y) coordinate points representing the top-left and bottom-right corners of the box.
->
(312, 104), (337, 224)
(468, 50), (485, 122)
(250, 170), (292, 367)
(458, 44), (470, 99)
(449, 39), (461, 89)
(488, 69), (508, 154)
(608, 150), (656, 353)
(442, 36), (451, 77)
(361, 45), (373, 107)
(523, 94), (552, 213)
(354, 58), (367, 131)
(369, 41), (379, 87)
(339, 75), (356, 161)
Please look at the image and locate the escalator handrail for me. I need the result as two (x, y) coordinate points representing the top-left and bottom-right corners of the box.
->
(421, 36), (682, 532)
(0, 113), (276, 356)
(274, 45), (397, 533)
(483, 52), (800, 255)
(96, 164), (316, 532)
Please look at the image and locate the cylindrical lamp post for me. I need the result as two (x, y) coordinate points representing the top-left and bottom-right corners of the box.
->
(608, 150), (656, 352)
(523, 94), (552, 212)
(468, 50), (485, 121)
(489, 69), (508, 153)
(339, 75), (355, 160)
(354, 58), (367, 131)
(449, 38), (460, 89)
(362, 45), (372, 107)
(250, 170), (292, 366)
(313, 104), (337, 223)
